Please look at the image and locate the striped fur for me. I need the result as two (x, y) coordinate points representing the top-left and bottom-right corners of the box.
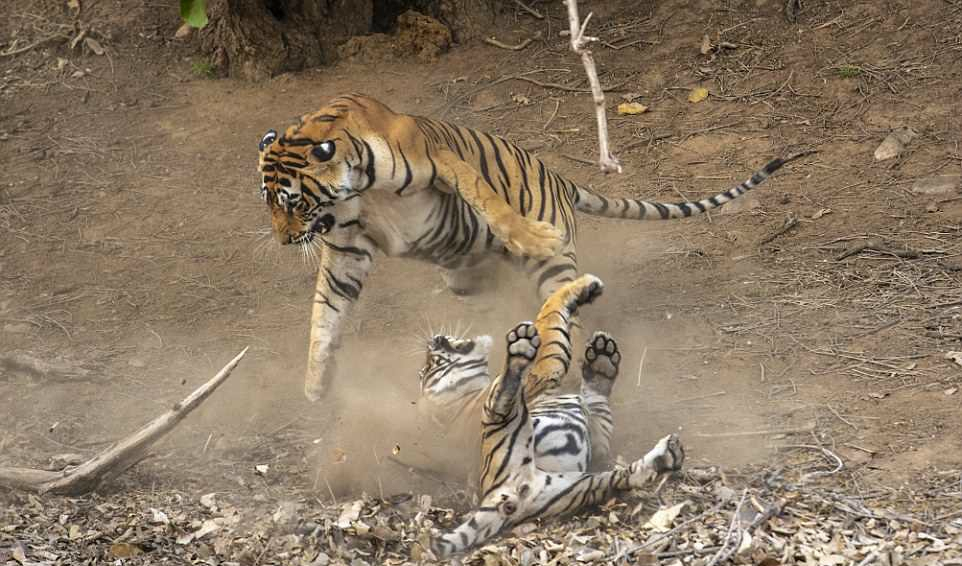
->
(425, 321), (684, 558)
(419, 275), (614, 478)
(257, 93), (809, 401)
(417, 275), (684, 557)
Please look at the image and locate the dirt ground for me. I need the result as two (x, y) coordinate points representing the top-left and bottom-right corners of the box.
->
(2, 0), (962, 564)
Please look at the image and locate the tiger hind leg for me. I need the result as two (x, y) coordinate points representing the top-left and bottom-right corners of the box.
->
(581, 331), (620, 467)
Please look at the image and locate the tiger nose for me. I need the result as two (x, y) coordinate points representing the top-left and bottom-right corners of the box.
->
(273, 229), (292, 245)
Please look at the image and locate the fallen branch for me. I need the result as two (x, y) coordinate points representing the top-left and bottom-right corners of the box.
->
(565, 0), (622, 174)
(0, 348), (248, 495)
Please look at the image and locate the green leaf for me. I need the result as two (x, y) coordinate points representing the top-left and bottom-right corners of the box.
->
(180, 0), (208, 29)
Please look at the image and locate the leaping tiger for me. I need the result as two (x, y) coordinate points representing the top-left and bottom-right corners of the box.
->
(416, 275), (684, 558)
(256, 93), (810, 401)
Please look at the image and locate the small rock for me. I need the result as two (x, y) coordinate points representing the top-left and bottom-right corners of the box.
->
(945, 387), (958, 396)
(175, 23), (193, 40)
(874, 126), (916, 161)
(911, 174), (961, 196)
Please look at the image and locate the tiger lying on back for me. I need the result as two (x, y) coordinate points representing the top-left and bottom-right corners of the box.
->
(257, 93), (810, 401)
(416, 275), (685, 558)
(418, 274), (620, 471)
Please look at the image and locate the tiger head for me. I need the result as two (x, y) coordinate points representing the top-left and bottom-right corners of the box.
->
(419, 334), (494, 406)
(257, 95), (388, 245)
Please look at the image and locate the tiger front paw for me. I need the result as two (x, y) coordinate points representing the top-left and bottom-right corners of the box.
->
(505, 321), (539, 373)
(502, 218), (563, 260)
(643, 434), (685, 475)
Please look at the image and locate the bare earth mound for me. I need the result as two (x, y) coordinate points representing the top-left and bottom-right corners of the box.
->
(1, 0), (961, 564)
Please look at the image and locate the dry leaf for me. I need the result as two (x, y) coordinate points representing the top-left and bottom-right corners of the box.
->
(392, 443), (401, 455)
(337, 500), (364, 529)
(84, 37), (105, 55)
(617, 102), (648, 115)
(66, 0), (80, 11)
(254, 464), (269, 475)
(149, 508), (169, 525)
(109, 543), (143, 558)
(174, 22), (193, 40)
(688, 87), (709, 103)
(195, 519), (221, 540)
(811, 208), (832, 219)
(511, 93), (531, 105)
(11, 542), (26, 564)
(643, 501), (687, 531)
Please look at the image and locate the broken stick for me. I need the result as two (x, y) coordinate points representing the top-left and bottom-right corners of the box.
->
(565, 0), (622, 174)
(0, 347), (248, 495)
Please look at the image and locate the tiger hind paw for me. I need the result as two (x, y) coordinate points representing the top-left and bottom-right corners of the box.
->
(582, 331), (620, 396)
(505, 321), (539, 373)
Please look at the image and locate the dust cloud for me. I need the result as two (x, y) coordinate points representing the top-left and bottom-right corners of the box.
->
(184, 219), (775, 501)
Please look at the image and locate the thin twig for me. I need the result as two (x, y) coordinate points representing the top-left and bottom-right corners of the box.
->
(0, 34), (66, 58)
(781, 444), (845, 481)
(705, 490), (748, 566)
(635, 346), (648, 388)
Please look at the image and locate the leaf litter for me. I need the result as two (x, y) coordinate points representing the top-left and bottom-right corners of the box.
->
(1, 462), (959, 566)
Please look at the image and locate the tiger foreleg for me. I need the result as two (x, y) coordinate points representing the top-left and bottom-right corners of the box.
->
(433, 148), (563, 260)
(304, 229), (376, 402)
(629, 434), (685, 488)
(483, 322), (540, 422)
(429, 504), (512, 559)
